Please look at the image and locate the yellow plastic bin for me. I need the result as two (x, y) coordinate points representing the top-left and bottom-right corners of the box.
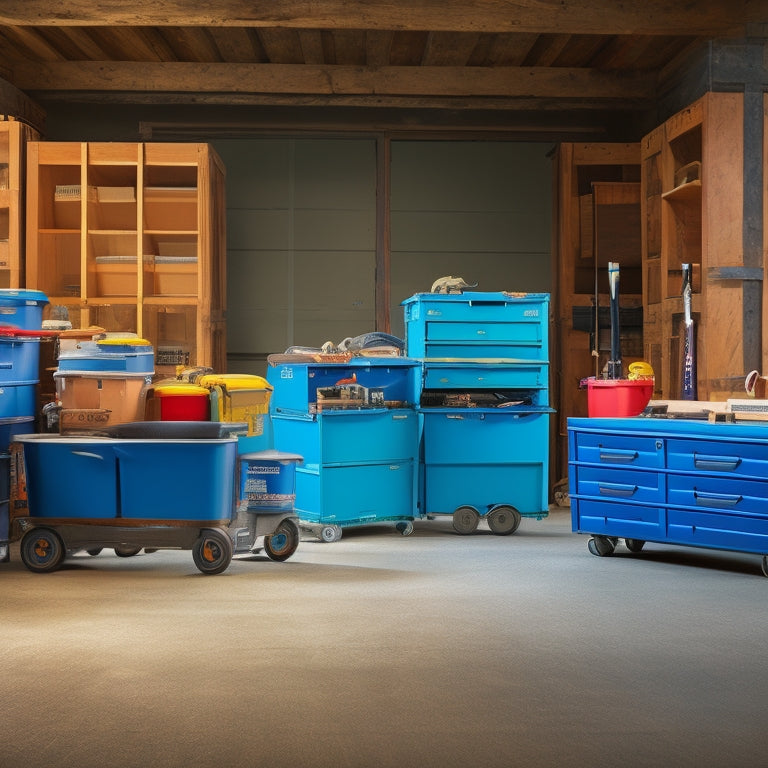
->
(198, 374), (273, 436)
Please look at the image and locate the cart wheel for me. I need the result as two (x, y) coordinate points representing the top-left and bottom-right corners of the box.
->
(761, 556), (768, 578)
(192, 529), (233, 575)
(20, 528), (66, 573)
(114, 545), (142, 557)
(587, 535), (615, 557)
(625, 538), (645, 553)
(86, 548), (103, 556)
(264, 519), (300, 562)
(452, 505), (480, 535)
(487, 505), (522, 536)
(320, 525), (342, 543)
(396, 521), (414, 536)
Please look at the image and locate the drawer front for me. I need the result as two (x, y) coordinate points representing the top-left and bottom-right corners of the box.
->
(667, 438), (768, 480)
(667, 474), (768, 516)
(571, 498), (664, 538)
(573, 465), (665, 504)
(667, 508), (768, 554)
(571, 430), (665, 469)
(423, 363), (547, 389)
(426, 320), (542, 345)
(405, 296), (548, 324)
(423, 411), (549, 464)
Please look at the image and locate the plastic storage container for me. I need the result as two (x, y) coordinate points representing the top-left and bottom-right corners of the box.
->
(585, 377), (653, 417)
(239, 450), (303, 512)
(58, 339), (154, 373)
(145, 382), (211, 421)
(198, 374), (272, 436)
(0, 289), (48, 331)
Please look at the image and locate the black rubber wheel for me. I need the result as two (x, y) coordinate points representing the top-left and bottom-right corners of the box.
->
(395, 521), (414, 536)
(86, 548), (103, 556)
(264, 518), (300, 562)
(587, 535), (615, 557)
(20, 528), (67, 573)
(761, 555), (768, 578)
(625, 538), (645, 553)
(320, 525), (342, 543)
(487, 505), (522, 535)
(192, 529), (233, 575)
(452, 506), (480, 535)
(114, 545), (142, 557)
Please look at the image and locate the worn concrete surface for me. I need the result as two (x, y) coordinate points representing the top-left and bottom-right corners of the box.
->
(1, 509), (767, 768)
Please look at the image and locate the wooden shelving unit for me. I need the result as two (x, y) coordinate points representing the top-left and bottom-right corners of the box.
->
(26, 142), (227, 375)
(553, 143), (642, 476)
(641, 92), (745, 400)
(0, 118), (40, 289)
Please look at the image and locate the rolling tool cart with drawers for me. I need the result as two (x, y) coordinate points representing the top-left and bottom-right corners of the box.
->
(403, 291), (553, 535)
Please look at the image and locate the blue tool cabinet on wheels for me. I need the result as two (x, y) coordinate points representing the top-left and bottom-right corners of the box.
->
(568, 416), (768, 577)
(403, 291), (552, 535)
(266, 358), (420, 542)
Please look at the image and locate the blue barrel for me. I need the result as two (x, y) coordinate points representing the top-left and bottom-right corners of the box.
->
(239, 450), (303, 512)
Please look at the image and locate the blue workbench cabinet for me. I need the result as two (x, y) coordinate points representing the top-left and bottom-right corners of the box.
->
(568, 416), (768, 576)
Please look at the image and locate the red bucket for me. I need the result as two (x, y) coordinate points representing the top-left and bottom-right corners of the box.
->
(586, 378), (653, 417)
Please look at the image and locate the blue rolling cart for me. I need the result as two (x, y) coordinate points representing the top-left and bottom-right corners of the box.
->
(403, 291), (553, 535)
(266, 357), (420, 541)
(568, 416), (768, 576)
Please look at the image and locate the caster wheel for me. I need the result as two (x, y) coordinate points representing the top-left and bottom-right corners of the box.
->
(192, 529), (233, 574)
(587, 535), (615, 557)
(320, 525), (342, 543)
(625, 538), (645, 553)
(20, 528), (66, 573)
(761, 555), (768, 578)
(264, 519), (300, 562)
(487, 505), (522, 535)
(86, 548), (103, 556)
(452, 506), (479, 535)
(396, 521), (414, 536)
(114, 545), (142, 557)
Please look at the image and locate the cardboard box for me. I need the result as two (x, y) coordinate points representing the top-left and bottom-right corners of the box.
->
(54, 372), (149, 424)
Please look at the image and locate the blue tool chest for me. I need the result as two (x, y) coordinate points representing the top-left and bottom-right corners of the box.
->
(402, 291), (552, 535)
(568, 416), (768, 576)
(266, 358), (421, 541)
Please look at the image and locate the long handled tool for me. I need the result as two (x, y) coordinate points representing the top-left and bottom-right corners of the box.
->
(607, 261), (622, 379)
(681, 263), (697, 400)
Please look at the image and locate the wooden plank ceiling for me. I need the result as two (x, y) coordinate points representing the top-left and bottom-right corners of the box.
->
(0, 0), (762, 138)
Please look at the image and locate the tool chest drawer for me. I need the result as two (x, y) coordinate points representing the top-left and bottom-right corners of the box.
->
(572, 465), (665, 503)
(667, 508), (768, 553)
(666, 438), (768, 479)
(571, 498), (665, 539)
(667, 474), (768, 516)
(569, 429), (665, 469)
(422, 362), (548, 390)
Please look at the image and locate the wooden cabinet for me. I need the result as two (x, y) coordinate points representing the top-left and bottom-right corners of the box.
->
(641, 93), (746, 400)
(0, 118), (40, 288)
(26, 142), (226, 375)
(553, 143), (642, 477)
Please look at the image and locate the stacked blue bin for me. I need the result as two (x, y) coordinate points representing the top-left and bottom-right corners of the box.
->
(0, 289), (49, 561)
(266, 357), (421, 541)
(402, 291), (553, 535)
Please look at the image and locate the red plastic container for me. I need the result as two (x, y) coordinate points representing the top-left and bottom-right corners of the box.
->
(151, 384), (211, 421)
(586, 378), (653, 417)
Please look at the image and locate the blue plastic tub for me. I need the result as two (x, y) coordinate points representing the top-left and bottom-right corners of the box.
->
(0, 290), (48, 331)
(16, 429), (239, 523)
(58, 340), (154, 373)
(0, 416), (34, 452)
(239, 450), (303, 511)
(0, 335), (43, 384)
(0, 383), (38, 419)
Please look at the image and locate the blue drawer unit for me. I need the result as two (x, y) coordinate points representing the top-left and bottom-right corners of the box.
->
(568, 417), (768, 576)
(404, 290), (552, 536)
(402, 291), (549, 360)
(267, 359), (420, 541)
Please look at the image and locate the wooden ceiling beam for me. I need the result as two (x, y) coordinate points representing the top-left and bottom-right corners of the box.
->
(0, 0), (758, 37)
(10, 61), (656, 100)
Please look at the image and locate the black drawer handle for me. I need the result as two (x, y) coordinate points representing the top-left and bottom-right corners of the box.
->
(598, 483), (639, 497)
(693, 453), (742, 472)
(598, 449), (639, 464)
(693, 490), (742, 507)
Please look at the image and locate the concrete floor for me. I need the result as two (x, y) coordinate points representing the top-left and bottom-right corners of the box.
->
(1, 508), (767, 768)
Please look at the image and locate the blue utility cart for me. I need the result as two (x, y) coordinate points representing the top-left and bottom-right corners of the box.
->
(568, 416), (768, 576)
(403, 291), (553, 534)
(267, 357), (420, 541)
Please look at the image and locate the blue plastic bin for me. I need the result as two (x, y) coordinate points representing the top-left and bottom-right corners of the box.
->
(0, 289), (48, 331)
(239, 450), (303, 511)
